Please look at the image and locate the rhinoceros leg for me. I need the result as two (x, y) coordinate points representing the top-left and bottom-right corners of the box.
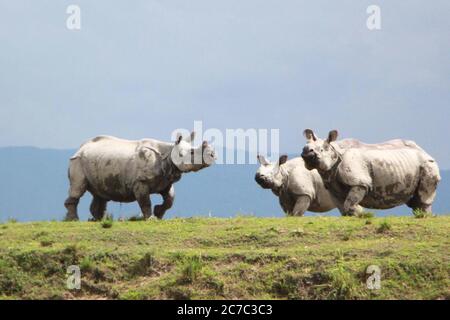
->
(64, 197), (80, 221)
(342, 186), (367, 216)
(154, 185), (175, 219)
(89, 196), (108, 221)
(278, 192), (295, 215)
(136, 195), (152, 219)
(290, 195), (311, 217)
(64, 159), (87, 221)
(133, 183), (153, 219)
(408, 160), (440, 213)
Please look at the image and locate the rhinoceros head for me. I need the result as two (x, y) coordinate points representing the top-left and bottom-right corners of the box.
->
(255, 154), (288, 190)
(171, 131), (216, 172)
(301, 129), (340, 172)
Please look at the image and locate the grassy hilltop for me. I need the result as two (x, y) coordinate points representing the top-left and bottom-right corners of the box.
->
(0, 216), (448, 300)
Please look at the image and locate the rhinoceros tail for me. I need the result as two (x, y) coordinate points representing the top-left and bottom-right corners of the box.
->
(403, 139), (420, 149)
(399, 139), (439, 163)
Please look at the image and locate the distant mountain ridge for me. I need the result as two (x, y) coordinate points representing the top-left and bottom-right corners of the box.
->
(0, 146), (448, 221)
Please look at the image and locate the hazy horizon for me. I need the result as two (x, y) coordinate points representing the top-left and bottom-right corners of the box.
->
(0, 146), (449, 222)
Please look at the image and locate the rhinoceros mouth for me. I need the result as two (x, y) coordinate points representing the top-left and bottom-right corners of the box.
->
(301, 152), (319, 170)
(191, 162), (213, 172)
(255, 175), (273, 189)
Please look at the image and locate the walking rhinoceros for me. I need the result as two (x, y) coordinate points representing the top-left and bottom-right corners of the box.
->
(64, 132), (215, 221)
(255, 155), (337, 216)
(300, 129), (440, 216)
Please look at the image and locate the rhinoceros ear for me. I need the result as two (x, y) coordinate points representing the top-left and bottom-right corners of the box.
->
(278, 155), (288, 166)
(326, 130), (338, 143)
(175, 133), (183, 145)
(303, 129), (317, 142)
(187, 131), (196, 143)
(257, 154), (270, 166)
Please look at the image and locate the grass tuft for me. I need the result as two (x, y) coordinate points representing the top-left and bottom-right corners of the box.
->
(130, 252), (157, 277)
(80, 256), (94, 272)
(413, 209), (434, 219)
(40, 239), (54, 247)
(358, 211), (375, 219)
(101, 215), (114, 229)
(179, 255), (203, 284)
(377, 220), (392, 233)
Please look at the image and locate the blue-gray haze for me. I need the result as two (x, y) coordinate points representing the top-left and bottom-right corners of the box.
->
(0, 1), (449, 220)
(0, 147), (448, 221)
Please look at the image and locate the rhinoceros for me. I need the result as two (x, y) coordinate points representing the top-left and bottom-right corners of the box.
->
(255, 139), (365, 217)
(64, 132), (215, 221)
(255, 155), (336, 216)
(301, 129), (440, 216)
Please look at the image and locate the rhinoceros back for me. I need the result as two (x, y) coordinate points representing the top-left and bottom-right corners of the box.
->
(71, 136), (139, 201)
(337, 139), (438, 209)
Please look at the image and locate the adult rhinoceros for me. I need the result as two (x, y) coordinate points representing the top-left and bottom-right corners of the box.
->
(301, 129), (440, 216)
(64, 132), (215, 221)
(255, 155), (336, 216)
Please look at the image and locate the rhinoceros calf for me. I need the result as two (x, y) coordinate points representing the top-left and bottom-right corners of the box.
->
(255, 155), (337, 216)
(64, 132), (215, 221)
(301, 129), (440, 216)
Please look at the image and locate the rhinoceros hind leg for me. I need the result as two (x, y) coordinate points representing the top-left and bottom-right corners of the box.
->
(90, 196), (108, 221)
(154, 185), (175, 219)
(64, 197), (80, 221)
(408, 160), (440, 214)
(290, 195), (311, 217)
(64, 159), (87, 221)
(342, 186), (367, 216)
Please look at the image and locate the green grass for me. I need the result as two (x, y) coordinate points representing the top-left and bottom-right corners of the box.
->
(358, 211), (375, 219)
(376, 220), (392, 234)
(0, 216), (448, 300)
(413, 209), (434, 219)
(100, 215), (114, 229)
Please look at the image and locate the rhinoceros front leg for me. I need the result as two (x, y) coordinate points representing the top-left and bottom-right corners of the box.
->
(342, 186), (367, 216)
(291, 195), (311, 217)
(89, 196), (108, 221)
(134, 184), (153, 219)
(136, 195), (153, 219)
(154, 185), (175, 220)
(64, 197), (81, 221)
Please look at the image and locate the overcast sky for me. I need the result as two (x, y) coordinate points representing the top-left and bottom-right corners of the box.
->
(1, 0), (449, 168)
